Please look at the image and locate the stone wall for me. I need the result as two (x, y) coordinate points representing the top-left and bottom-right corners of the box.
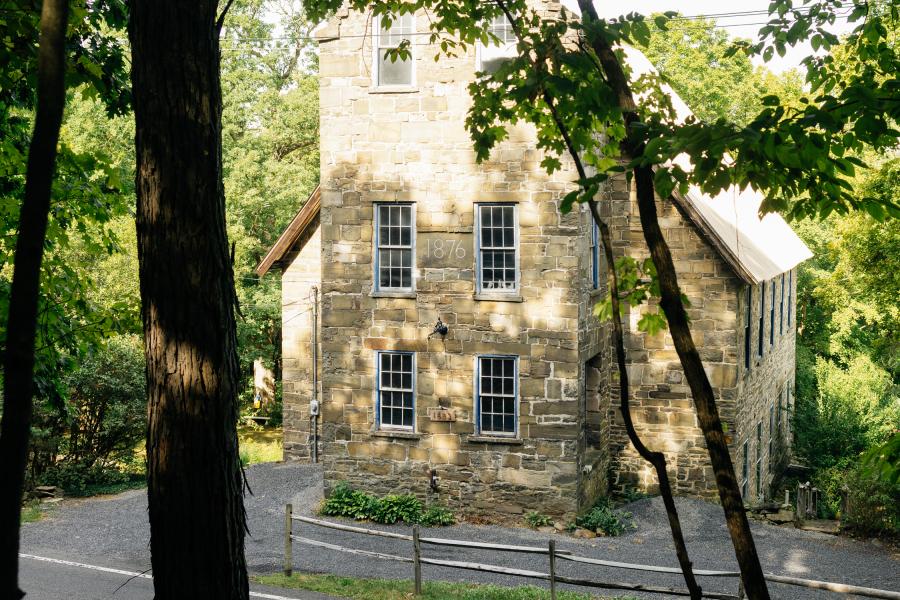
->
(603, 175), (742, 498)
(314, 3), (602, 520)
(281, 217), (322, 462)
(734, 268), (797, 502)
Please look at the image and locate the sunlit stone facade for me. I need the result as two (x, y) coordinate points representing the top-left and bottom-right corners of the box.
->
(265, 3), (803, 519)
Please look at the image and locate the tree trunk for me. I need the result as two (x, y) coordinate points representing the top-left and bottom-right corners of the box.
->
(575, 2), (771, 597)
(128, 2), (249, 598)
(0, 1), (69, 597)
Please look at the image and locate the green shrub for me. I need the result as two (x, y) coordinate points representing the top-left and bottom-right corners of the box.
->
(574, 498), (633, 536)
(321, 482), (378, 520)
(320, 483), (455, 526)
(524, 511), (553, 528)
(419, 504), (455, 527)
(370, 495), (423, 525)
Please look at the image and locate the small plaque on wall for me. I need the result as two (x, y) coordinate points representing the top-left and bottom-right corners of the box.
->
(427, 407), (456, 422)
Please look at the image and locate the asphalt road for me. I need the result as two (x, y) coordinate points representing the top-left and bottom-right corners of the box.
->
(19, 462), (900, 599)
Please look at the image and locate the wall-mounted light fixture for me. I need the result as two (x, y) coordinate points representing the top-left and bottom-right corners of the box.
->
(430, 317), (448, 338)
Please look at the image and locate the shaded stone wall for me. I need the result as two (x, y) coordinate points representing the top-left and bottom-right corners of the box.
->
(281, 217), (322, 462)
(604, 176), (742, 498)
(734, 269), (797, 501)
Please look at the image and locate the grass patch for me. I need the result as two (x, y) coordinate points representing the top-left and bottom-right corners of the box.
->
(239, 425), (283, 465)
(253, 573), (635, 600)
(20, 501), (44, 524)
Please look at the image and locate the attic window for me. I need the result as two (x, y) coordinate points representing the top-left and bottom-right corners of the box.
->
(375, 13), (413, 87)
(477, 13), (517, 75)
(744, 286), (752, 370)
(757, 283), (764, 359)
(769, 280), (776, 347)
(779, 272), (785, 336)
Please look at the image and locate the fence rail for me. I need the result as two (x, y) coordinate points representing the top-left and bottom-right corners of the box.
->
(284, 504), (900, 600)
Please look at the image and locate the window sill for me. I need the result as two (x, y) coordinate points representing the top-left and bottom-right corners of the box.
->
(371, 429), (422, 440)
(370, 290), (417, 299)
(468, 435), (523, 445)
(588, 288), (604, 300)
(474, 293), (523, 303)
(369, 86), (419, 94)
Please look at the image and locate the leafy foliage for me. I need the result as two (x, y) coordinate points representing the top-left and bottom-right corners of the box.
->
(524, 511), (553, 528)
(572, 498), (634, 536)
(320, 482), (455, 526)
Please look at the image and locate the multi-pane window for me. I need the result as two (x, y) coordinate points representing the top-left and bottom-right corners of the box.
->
(376, 14), (413, 86)
(478, 13), (516, 74)
(776, 388), (783, 437)
(769, 403), (775, 468)
(476, 204), (518, 293)
(755, 422), (763, 500)
(779, 273), (785, 336)
(744, 286), (752, 371)
(477, 356), (517, 436)
(787, 269), (793, 327)
(590, 218), (600, 289)
(741, 440), (750, 499)
(375, 203), (414, 291)
(757, 283), (765, 358)
(769, 280), (776, 347)
(487, 13), (516, 43)
(377, 352), (415, 429)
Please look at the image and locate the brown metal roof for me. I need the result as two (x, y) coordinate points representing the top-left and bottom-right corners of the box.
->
(255, 185), (321, 276)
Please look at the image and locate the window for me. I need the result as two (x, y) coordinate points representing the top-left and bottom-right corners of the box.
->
(376, 352), (415, 429)
(779, 273), (785, 336)
(741, 440), (750, 499)
(476, 204), (518, 293)
(776, 388), (783, 437)
(375, 13), (413, 87)
(787, 269), (793, 328)
(478, 13), (516, 74)
(590, 218), (600, 289)
(375, 203), (414, 291)
(769, 403), (775, 468)
(769, 280), (776, 347)
(757, 283), (765, 358)
(476, 355), (517, 436)
(755, 422), (763, 500)
(744, 286), (752, 371)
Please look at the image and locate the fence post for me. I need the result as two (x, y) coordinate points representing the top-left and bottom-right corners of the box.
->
(548, 540), (557, 600)
(284, 503), (293, 577)
(413, 524), (422, 596)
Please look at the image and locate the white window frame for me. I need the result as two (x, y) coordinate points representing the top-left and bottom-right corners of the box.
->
(474, 203), (520, 295)
(376, 351), (416, 431)
(475, 13), (517, 74)
(475, 355), (518, 437)
(373, 13), (415, 89)
(374, 202), (416, 293)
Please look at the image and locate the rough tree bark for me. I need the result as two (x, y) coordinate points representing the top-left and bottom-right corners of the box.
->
(492, 2), (701, 596)
(575, 1), (771, 597)
(0, 1), (69, 597)
(128, 2), (249, 598)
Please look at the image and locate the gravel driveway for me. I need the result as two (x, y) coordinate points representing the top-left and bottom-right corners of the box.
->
(21, 462), (900, 599)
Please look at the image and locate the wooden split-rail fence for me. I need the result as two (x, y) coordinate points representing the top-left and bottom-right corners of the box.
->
(283, 504), (900, 600)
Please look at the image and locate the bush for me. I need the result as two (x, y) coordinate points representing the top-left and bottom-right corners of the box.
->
(320, 483), (455, 526)
(321, 482), (378, 520)
(524, 511), (553, 528)
(573, 498), (633, 536)
(419, 504), (455, 527)
(370, 495), (423, 525)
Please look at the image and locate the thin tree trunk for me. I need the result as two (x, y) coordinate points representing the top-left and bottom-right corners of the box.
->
(128, 2), (249, 598)
(490, 4), (701, 596)
(575, 2), (771, 597)
(0, 1), (69, 597)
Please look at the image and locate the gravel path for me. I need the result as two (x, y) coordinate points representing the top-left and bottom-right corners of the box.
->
(21, 462), (900, 599)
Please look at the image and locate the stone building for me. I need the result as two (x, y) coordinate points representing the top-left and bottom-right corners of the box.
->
(256, 3), (812, 519)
